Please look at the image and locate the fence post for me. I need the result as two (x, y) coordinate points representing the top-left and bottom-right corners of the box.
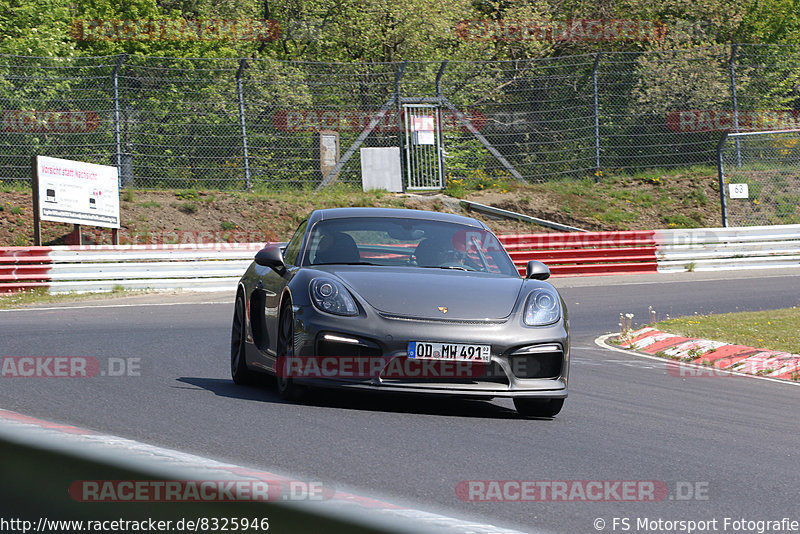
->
(435, 60), (448, 98)
(716, 132), (730, 227)
(396, 61), (407, 191)
(592, 52), (602, 181)
(112, 54), (128, 187)
(729, 44), (741, 167)
(435, 60), (449, 189)
(236, 59), (252, 191)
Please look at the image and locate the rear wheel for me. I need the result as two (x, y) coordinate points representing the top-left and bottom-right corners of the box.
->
(513, 398), (564, 418)
(276, 303), (304, 401)
(231, 292), (253, 385)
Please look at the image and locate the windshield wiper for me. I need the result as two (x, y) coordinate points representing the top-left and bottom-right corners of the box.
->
(420, 265), (474, 271)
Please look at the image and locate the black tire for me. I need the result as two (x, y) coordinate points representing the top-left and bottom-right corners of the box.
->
(276, 303), (304, 401)
(513, 398), (564, 418)
(231, 292), (254, 384)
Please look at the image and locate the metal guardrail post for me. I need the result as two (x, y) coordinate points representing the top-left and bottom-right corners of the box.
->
(237, 59), (252, 191)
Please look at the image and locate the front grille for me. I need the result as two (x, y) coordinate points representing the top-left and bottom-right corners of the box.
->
(378, 312), (507, 325)
(507, 344), (563, 379)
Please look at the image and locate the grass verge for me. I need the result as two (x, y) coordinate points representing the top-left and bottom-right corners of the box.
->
(0, 287), (135, 309)
(651, 307), (800, 354)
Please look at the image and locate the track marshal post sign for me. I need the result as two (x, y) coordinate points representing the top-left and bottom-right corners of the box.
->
(31, 156), (120, 245)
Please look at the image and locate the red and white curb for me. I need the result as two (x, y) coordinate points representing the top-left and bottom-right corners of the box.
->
(616, 328), (800, 381)
(0, 408), (534, 534)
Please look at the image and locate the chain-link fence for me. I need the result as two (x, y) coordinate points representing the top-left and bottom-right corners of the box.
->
(718, 129), (800, 227)
(2, 45), (800, 190)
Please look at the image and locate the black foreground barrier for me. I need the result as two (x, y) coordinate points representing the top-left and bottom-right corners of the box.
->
(0, 424), (436, 534)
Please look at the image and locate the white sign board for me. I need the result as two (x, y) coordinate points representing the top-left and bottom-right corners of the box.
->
(412, 115), (436, 145)
(360, 147), (403, 193)
(729, 183), (749, 199)
(415, 130), (436, 145)
(412, 116), (434, 131)
(34, 156), (120, 228)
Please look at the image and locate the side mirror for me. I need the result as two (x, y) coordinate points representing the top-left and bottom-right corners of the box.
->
(255, 244), (285, 270)
(525, 260), (551, 280)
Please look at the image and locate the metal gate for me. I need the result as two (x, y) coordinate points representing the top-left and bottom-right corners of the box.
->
(402, 103), (444, 190)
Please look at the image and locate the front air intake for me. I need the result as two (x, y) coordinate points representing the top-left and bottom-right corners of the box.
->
(507, 344), (563, 379)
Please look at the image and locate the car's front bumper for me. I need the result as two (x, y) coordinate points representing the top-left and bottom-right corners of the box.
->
(285, 304), (569, 399)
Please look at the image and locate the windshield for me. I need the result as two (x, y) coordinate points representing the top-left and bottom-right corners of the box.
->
(304, 217), (518, 276)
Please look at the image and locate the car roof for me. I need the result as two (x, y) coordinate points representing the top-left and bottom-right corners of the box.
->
(310, 207), (488, 229)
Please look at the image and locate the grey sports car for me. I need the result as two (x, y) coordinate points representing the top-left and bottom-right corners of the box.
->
(230, 207), (569, 417)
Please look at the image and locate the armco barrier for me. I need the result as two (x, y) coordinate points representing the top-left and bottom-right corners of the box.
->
(2, 225), (800, 294)
(0, 246), (54, 293)
(656, 224), (800, 272)
(0, 243), (263, 294)
(499, 231), (658, 276)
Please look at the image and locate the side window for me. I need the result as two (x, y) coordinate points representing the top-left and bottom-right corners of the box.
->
(282, 220), (307, 266)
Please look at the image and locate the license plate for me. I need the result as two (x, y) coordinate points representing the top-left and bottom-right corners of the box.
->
(408, 342), (490, 362)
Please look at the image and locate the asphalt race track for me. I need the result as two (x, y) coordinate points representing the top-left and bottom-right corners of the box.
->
(1, 268), (799, 533)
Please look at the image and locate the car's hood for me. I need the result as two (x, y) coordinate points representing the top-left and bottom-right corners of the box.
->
(324, 267), (525, 320)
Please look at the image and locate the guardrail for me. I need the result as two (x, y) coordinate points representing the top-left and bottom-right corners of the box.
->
(1, 243), (263, 294)
(656, 224), (800, 272)
(2, 225), (799, 293)
(499, 231), (658, 276)
(0, 247), (53, 293)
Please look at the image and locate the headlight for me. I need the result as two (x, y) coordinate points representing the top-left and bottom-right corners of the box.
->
(523, 288), (561, 326)
(310, 278), (358, 316)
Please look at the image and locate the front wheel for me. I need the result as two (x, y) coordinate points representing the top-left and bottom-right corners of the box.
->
(231, 292), (254, 385)
(513, 398), (564, 418)
(276, 303), (304, 401)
